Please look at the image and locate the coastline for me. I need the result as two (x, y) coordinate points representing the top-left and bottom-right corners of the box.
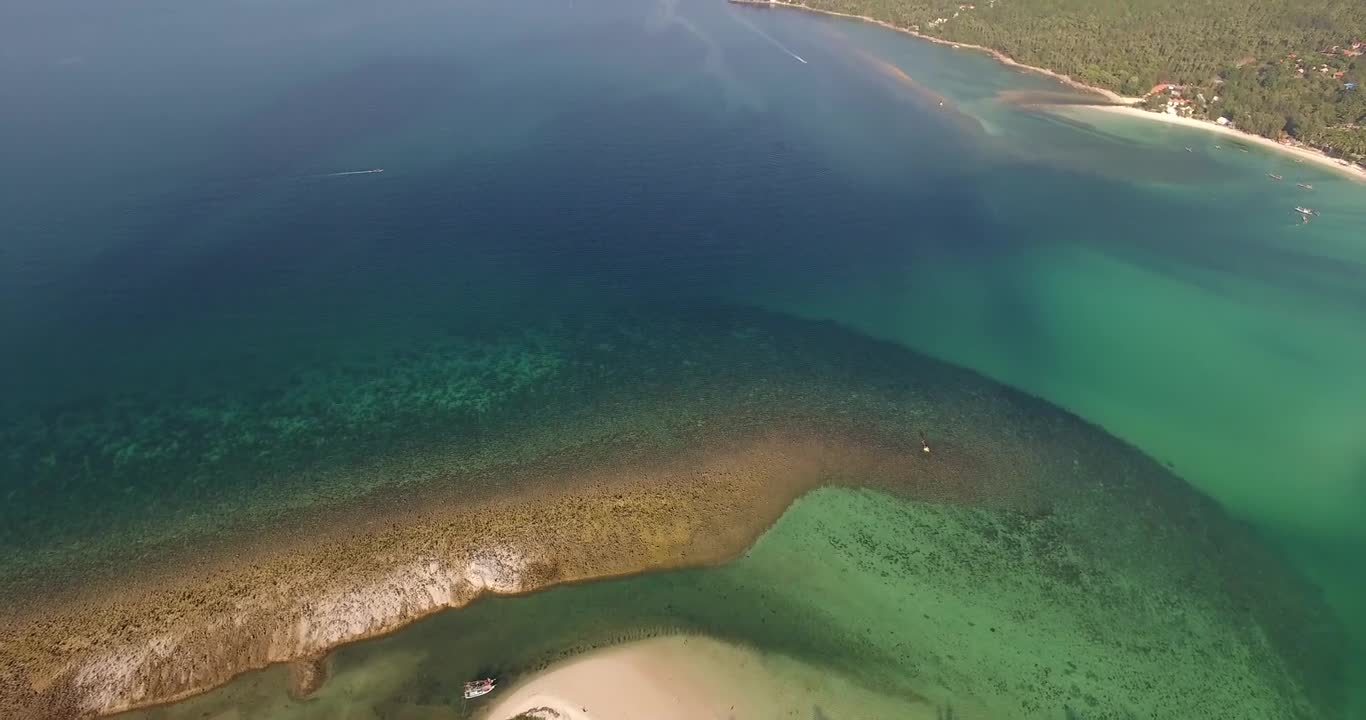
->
(728, 0), (1366, 183)
(1066, 104), (1366, 183)
(727, 0), (1138, 104)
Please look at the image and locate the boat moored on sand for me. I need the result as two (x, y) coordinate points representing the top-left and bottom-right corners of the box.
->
(464, 678), (497, 699)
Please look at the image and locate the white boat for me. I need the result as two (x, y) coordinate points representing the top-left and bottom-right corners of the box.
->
(464, 678), (496, 699)
(1298, 183), (1313, 190)
(1268, 173), (1283, 180)
(1294, 206), (1319, 217)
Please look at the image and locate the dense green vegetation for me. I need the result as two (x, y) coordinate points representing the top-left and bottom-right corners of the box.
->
(793, 0), (1366, 160)
(1217, 57), (1366, 156)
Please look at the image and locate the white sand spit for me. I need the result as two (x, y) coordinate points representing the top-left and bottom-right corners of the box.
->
(481, 635), (938, 720)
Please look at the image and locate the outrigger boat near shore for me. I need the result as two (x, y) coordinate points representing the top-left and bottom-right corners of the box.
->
(1268, 173), (1283, 180)
(1297, 182), (1313, 190)
(464, 678), (497, 699)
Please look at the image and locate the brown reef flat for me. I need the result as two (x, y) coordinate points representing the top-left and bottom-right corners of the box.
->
(1, 417), (1023, 719)
(0, 307), (1346, 718)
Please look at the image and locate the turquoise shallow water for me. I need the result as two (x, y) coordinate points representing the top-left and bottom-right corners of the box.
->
(2, 0), (1363, 714)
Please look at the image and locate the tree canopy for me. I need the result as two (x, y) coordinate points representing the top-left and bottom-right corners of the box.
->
(795, 0), (1366, 158)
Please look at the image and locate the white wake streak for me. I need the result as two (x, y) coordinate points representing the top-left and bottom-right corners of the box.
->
(731, 11), (808, 64)
(314, 168), (385, 178)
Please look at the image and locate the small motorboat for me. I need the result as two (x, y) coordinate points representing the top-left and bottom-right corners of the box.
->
(1185, 146), (1193, 152)
(1268, 173), (1283, 180)
(464, 678), (497, 699)
(1297, 183), (1313, 190)
(1294, 206), (1319, 217)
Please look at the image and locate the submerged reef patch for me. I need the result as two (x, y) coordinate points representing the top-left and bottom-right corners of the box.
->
(0, 306), (1346, 718)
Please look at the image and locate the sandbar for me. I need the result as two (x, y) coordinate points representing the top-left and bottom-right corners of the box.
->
(480, 635), (934, 720)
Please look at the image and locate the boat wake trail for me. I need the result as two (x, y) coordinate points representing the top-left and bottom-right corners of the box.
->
(312, 168), (385, 178)
(730, 11), (808, 64)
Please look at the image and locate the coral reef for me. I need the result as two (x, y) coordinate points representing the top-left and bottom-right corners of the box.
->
(0, 307), (1346, 718)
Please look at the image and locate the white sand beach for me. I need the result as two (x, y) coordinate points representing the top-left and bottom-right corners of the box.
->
(1079, 105), (1366, 182)
(479, 635), (938, 720)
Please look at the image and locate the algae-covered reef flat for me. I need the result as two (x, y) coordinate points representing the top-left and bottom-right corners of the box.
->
(0, 306), (1347, 718)
(112, 484), (1346, 720)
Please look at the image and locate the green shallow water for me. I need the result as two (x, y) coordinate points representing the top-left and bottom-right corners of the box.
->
(744, 102), (1366, 706)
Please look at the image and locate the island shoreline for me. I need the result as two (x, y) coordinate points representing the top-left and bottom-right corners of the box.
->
(727, 0), (1366, 183)
(726, 0), (1138, 103)
(1061, 104), (1366, 182)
